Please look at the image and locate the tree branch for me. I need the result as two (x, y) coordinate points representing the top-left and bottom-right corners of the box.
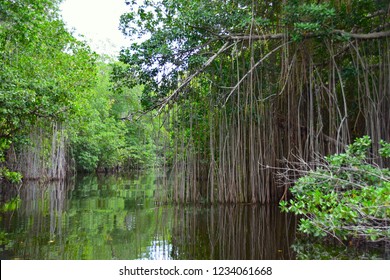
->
(333, 29), (390, 39)
(158, 41), (234, 112)
(226, 30), (390, 41)
(224, 41), (290, 105)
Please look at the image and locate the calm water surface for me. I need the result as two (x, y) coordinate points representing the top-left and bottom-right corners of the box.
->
(0, 171), (388, 260)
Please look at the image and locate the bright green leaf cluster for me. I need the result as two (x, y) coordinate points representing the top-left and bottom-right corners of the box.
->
(284, 2), (336, 41)
(281, 136), (390, 242)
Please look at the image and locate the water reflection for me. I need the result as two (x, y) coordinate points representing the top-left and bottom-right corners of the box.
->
(292, 235), (390, 260)
(170, 205), (296, 259)
(0, 172), (388, 260)
(0, 180), (72, 259)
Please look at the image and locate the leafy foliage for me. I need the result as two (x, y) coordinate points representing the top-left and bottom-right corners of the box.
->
(0, 0), (97, 180)
(284, 2), (336, 41)
(68, 61), (158, 172)
(280, 136), (390, 242)
(119, 0), (283, 107)
(0, 0), (96, 137)
(0, 0), (160, 179)
(1, 197), (21, 212)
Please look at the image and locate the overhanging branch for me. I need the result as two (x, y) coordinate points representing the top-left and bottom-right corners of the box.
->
(158, 41), (234, 112)
(226, 30), (390, 41)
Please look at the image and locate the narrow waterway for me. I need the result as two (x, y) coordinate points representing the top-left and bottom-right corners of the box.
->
(0, 171), (388, 260)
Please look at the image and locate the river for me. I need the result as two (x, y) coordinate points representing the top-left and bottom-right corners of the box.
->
(0, 171), (388, 260)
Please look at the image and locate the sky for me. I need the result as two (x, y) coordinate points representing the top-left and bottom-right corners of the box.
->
(60, 0), (130, 57)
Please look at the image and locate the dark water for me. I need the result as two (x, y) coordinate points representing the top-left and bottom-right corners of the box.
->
(0, 171), (388, 260)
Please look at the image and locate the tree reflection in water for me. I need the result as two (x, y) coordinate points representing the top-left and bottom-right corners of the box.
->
(1, 173), (387, 260)
(0, 180), (72, 259)
(170, 205), (297, 260)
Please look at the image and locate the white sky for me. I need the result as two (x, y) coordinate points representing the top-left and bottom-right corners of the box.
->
(60, 0), (130, 57)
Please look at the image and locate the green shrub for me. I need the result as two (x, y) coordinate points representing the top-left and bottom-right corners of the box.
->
(280, 136), (390, 242)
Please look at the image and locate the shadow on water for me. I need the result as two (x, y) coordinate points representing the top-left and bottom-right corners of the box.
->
(0, 171), (388, 260)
